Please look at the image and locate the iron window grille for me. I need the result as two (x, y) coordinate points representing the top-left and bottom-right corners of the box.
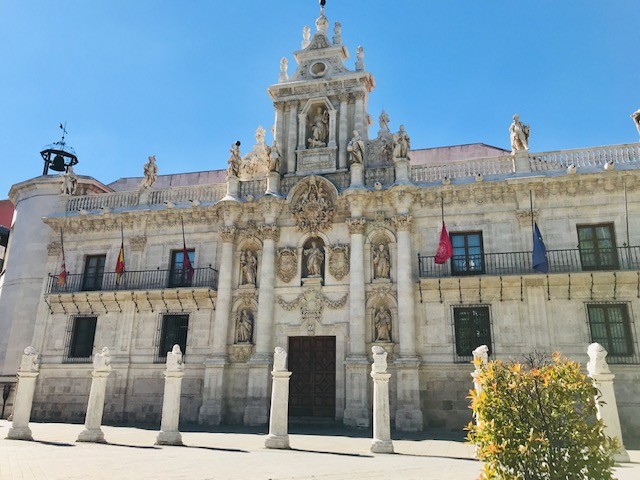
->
(586, 303), (639, 364)
(453, 305), (492, 363)
(64, 315), (97, 363)
(155, 313), (189, 363)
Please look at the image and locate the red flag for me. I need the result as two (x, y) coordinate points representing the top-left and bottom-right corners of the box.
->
(434, 222), (453, 264)
(57, 252), (67, 286)
(182, 243), (194, 282)
(115, 241), (125, 287)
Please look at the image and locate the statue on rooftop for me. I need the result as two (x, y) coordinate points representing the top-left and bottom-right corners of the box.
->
(302, 26), (311, 49)
(228, 141), (241, 177)
(279, 57), (288, 82)
(61, 165), (78, 195)
(392, 125), (410, 160)
(269, 139), (281, 173)
(509, 114), (530, 153)
(379, 110), (390, 132)
(632, 109), (640, 136)
(141, 155), (158, 189)
(347, 130), (365, 165)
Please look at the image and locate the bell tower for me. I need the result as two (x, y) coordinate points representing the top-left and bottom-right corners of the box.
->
(268, 2), (375, 176)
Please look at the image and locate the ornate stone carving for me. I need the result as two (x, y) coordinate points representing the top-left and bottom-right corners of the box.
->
(303, 241), (324, 277)
(347, 217), (367, 235)
(239, 250), (258, 286)
(273, 347), (287, 371)
(141, 155), (158, 189)
(347, 130), (365, 166)
(19, 346), (39, 373)
(230, 344), (253, 363)
(392, 125), (410, 161)
(130, 235), (147, 251)
(292, 176), (335, 233)
(391, 214), (413, 232)
(379, 111), (390, 132)
(220, 226), (237, 243)
(278, 288), (348, 335)
(308, 107), (329, 148)
(328, 244), (350, 280)
(632, 109), (640, 135)
(235, 308), (254, 344)
(166, 345), (184, 372)
(93, 347), (112, 372)
(276, 247), (298, 283)
(371, 346), (388, 373)
(366, 284), (397, 303)
(587, 342), (611, 375)
(47, 242), (62, 256)
(60, 166), (78, 196)
(516, 209), (539, 226)
(509, 114), (530, 153)
(372, 243), (391, 280)
(279, 58), (288, 82)
(259, 224), (280, 241)
(232, 127), (271, 181)
(228, 142), (241, 177)
(373, 306), (392, 342)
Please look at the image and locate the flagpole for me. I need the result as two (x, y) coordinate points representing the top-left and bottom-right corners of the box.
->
(529, 190), (535, 238)
(440, 196), (444, 225)
(624, 182), (630, 248)
(181, 217), (187, 248)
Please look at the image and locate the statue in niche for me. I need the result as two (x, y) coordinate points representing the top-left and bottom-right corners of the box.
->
(227, 141), (241, 176)
(347, 130), (365, 165)
(304, 241), (324, 277)
(236, 309), (254, 343)
(509, 114), (530, 153)
(392, 125), (410, 160)
(141, 155), (158, 189)
(269, 139), (281, 173)
(239, 250), (257, 285)
(372, 243), (391, 279)
(379, 110), (390, 132)
(632, 109), (640, 136)
(308, 107), (329, 148)
(374, 307), (392, 342)
(60, 165), (78, 195)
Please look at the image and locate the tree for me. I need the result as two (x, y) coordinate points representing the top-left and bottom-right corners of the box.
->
(467, 352), (618, 479)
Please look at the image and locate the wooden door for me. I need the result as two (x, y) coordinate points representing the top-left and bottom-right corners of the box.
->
(288, 336), (336, 417)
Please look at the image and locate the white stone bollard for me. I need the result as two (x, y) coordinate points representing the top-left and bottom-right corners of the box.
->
(156, 345), (185, 446)
(6, 346), (40, 440)
(471, 345), (489, 414)
(586, 343), (630, 463)
(77, 347), (112, 443)
(370, 346), (394, 454)
(265, 347), (292, 449)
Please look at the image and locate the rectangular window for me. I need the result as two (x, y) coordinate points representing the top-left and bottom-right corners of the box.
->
(587, 304), (636, 363)
(577, 223), (618, 271)
(82, 254), (106, 291)
(451, 232), (484, 275)
(65, 316), (97, 363)
(454, 306), (491, 362)
(169, 249), (195, 287)
(157, 314), (189, 362)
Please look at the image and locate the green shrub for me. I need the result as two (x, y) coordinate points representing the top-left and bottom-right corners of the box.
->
(467, 352), (618, 480)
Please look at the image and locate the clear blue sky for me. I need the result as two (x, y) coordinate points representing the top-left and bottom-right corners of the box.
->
(1, 0), (639, 198)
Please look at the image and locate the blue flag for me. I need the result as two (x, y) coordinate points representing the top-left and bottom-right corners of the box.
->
(532, 223), (549, 273)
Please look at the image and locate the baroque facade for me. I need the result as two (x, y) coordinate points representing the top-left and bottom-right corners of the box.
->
(1, 6), (640, 441)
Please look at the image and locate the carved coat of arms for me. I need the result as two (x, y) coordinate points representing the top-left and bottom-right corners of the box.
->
(328, 245), (350, 280)
(276, 247), (298, 283)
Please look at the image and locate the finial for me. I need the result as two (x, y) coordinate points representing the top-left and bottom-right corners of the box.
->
(316, 0), (328, 32)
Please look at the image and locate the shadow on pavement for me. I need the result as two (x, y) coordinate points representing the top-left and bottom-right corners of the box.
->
(106, 442), (161, 450)
(180, 444), (249, 453)
(289, 447), (374, 458)
(32, 439), (76, 447)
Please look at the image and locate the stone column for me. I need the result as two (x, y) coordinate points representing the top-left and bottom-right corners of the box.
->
(354, 92), (365, 139)
(244, 223), (279, 426)
(77, 347), (112, 443)
(328, 110), (337, 148)
(392, 213), (423, 431)
(343, 216), (370, 427)
(274, 102), (285, 158)
(586, 343), (630, 463)
(265, 347), (292, 449)
(370, 346), (393, 453)
(199, 225), (236, 425)
(338, 94), (349, 170)
(286, 101), (298, 174)
(297, 112), (306, 150)
(155, 345), (185, 446)
(6, 347), (39, 441)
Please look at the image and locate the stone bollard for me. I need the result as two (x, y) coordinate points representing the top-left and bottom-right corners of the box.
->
(471, 345), (489, 426)
(77, 347), (112, 443)
(586, 343), (630, 463)
(156, 345), (185, 446)
(265, 347), (292, 449)
(370, 346), (394, 454)
(6, 346), (40, 440)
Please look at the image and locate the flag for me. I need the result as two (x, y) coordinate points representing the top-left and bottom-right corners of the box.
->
(434, 222), (453, 264)
(182, 242), (194, 282)
(115, 241), (125, 287)
(532, 223), (549, 273)
(57, 252), (67, 286)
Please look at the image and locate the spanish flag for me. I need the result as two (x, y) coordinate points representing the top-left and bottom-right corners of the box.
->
(57, 229), (67, 286)
(115, 241), (125, 287)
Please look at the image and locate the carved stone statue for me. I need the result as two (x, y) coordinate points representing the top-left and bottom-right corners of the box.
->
(269, 139), (281, 173)
(60, 165), (78, 195)
(304, 241), (324, 277)
(333, 21), (342, 44)
(255, 125), (266, 145)
(166, 344), (184, 372)
(371, 345), (388, 373)
(141, 155), (158, 189)
(379, 110), (390, 132)
(392, 125), (410, 160)
(347, 130), (365, 165)
(19, 346), (39, 373)
(308, 107), (329, 148)
(273, 346), (287, 371)
(236, 309), (254, 343)
(228, 141), (241, 176)
(587, 342), (611, 375)
(472, 345), (489, 366)
(93, 347), (112, 372)
(373, 243), (391, 279)
(356, 45), (365, 71)
(632, 109), (640, 136)
(240, 250), (258, 285)
(279, 57), (288, 82)
(302, 26), (311, 48)
(509, 114), (530, 153)
(374, 307), (392, 342)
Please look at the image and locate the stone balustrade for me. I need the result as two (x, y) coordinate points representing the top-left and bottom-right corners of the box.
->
(411, 156), (513, 183)
(531, 142), (640, 170)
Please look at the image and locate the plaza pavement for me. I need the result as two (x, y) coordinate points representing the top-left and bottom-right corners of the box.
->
(1, 419), (638, 480)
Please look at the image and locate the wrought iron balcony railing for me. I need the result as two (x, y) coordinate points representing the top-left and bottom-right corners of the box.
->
(47, 267), (219, 294)
(418, 246), (640, 278)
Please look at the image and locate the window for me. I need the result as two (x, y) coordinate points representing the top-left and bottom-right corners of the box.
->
(587, 304), (636, 363)
(65, 316), (97, 363)
(454, 306), (491, 362)
(577, 223), (618, 271)
(169, 249), (195, 287)
(82, 255), (106, 291)
(451, 232), (484, 275)
(157, 314), (189, 361)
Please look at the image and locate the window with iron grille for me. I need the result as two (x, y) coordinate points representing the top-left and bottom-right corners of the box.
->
(157, 314), (189, 362)
(82, 254), (106, 291)
(587, 304), (637, 364)
(169, 249), (195, 288)
(577, 223), (618, 271)
(65, 316), (97, 363)
(450, 232), (484, 275)
(453, 306), (491, 362)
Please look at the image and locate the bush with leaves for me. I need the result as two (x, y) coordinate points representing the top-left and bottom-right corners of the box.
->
(467, 352), (618, 480)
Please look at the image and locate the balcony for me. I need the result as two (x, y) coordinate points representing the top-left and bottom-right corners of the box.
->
(47, 267), (219, 294)
(418, 246), (640, 278)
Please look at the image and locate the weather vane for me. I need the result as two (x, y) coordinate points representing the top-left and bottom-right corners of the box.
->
(40, 122), (78, 175)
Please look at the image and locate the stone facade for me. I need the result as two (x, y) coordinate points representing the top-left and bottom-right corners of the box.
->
(1, 5), (640, 443)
